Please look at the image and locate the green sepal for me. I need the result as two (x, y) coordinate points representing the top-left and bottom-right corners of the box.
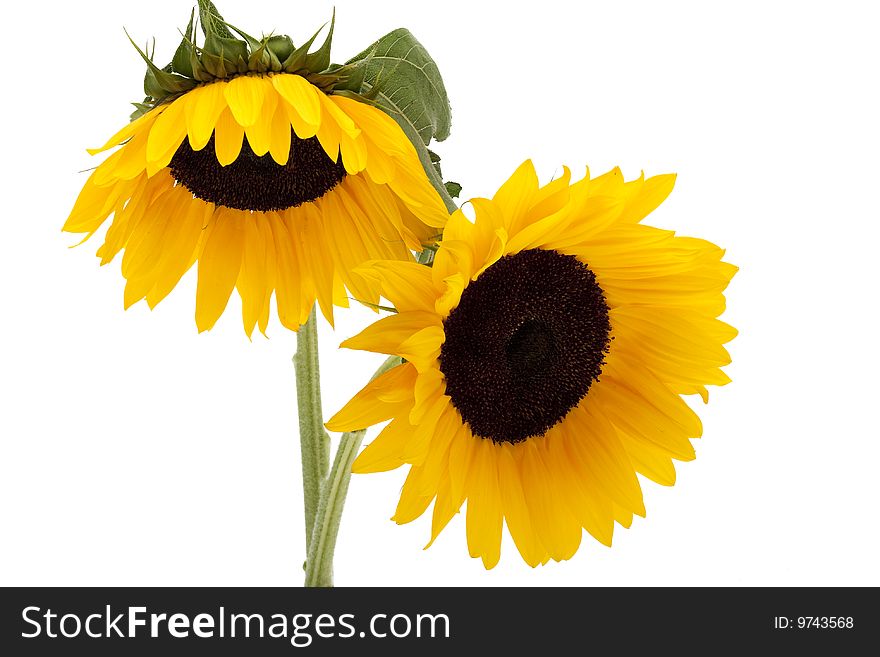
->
(247, 39), (278, 73)
(267, 35), (294, 64)
(222, 23), (284, 73)
(428, 148), (462, 200)
(188, 38), (210, 82)
(129, 100), (153, 121)
(281, 21), (325, 72)
(126, 29), (197, 98)
(171, 10), (197, 78)
(304, 72), (348, 91)
(301, 9), (335, 73)
(326, 53), (373, 94)
(203, 32), (248, 65)
(198, 48), (229, 78)
(282, 10), (335, 74)
(444, 181), (462, 199)
(198, 45), (247, 78)
(428, 148), (443, 178)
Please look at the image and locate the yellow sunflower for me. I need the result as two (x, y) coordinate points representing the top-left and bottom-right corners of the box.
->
(327, 161), (737, 568)
(63, 4), (448, 335)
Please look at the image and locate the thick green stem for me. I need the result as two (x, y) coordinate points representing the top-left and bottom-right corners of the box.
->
(294, 307), (329, 552)
(303, 429), (365, 587)
(304, 355), (403, 587)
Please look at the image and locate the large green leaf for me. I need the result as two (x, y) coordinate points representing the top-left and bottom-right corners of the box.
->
(346, 28), (451, 147)
(344, 29), (454, 211)
(198, 0), (234, 40)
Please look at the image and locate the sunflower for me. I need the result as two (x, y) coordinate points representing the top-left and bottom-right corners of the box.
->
(63, 3), (448, 335)
(327, 161), (737, 568)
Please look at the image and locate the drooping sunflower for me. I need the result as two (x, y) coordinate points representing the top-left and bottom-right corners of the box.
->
(327, 161), (737, 568)
(63, 3), (449, 335)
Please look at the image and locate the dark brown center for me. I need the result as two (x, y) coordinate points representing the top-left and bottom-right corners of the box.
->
(438, 248), (612, 444)
(169, 132), (346, 212)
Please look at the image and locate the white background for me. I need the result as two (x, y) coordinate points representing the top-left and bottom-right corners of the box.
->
(1, 0), (878, 587)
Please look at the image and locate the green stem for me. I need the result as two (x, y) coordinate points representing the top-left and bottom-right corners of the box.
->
(294, 307), (329, 552)
(304, 355), (403, 587)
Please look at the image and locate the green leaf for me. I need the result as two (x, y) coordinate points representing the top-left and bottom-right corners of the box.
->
(198, 0), (234, 40)
(346, 28), (451, 147)
(444, 181), (462, 199)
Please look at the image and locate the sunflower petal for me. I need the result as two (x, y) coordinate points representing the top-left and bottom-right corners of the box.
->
(195, 208), (244, 332)
(223, 75), (269, 127)
(326, 364), (417, 432)
(185, 81), (228, 151)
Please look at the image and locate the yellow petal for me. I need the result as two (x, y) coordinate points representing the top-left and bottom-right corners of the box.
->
(361, 261), (437, 313)
(398, 326), (445, 372)
(564, 404), (645, 515)
(315, 192), (380, 306)
(410, 368), (446, 425)
(434, 272), (466, 318)
(326, 363), (417, 432)
(318, 91), (360, 138)
(237, 214), (273, 338)
(63, 171), (122, 233)
(268, 101), (293, 165)
(146, 197), (212, 308)
(402, 395), (448, 465)
(108, 128), (152, 182)
(298, 203), (336, 323)
(492, 160), (539, 234)
(427, 475), (463, 549)
(120, 189), (178, 280)
(195, 208), (244, 332)
(392, 466), (434, 524)
(95, 175), (149, 263)
(332, 95), (411, 155)
(272, 74), (322, 127)
(497, 444), (545, 567)
(223, 75), (269, 127)
(185, 81), (228, 151)
(412, 405), (459, 496)
(341, 311), (439, 355)
(87, 108), (163, 155)
(520, 440), (582, 561)
(268, 212), (304, 330)
(145, 96), (188, 175)
(243, 88), (278, 157)
(447, 422), (476, 501)
(213, 107), (245, 166)
(339, 130), (368, 175)
(619, 173), (676, 223)
(465, 439), (503, 569)
(544, 426), (614, 547)
(315, 108), (341, 162)
(352, 416), (413, 473)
